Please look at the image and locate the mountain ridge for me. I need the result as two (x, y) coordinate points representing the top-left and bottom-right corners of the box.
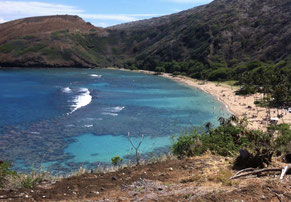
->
(0, 0), (290, 79)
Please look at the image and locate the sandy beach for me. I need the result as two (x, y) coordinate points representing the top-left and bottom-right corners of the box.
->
(134, 69), (291, 131)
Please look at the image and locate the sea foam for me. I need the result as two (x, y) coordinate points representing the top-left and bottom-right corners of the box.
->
(62, 87), (72, 93)
(102, 106), (125, 116)
(69, 88), (92, 114)
(90, 74), (102, 78)
(101, 112), (119, 116)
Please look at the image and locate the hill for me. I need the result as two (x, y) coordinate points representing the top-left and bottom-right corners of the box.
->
(0, 15), (104, 67)
(0, 155), (290, 201)
(0, 0), (290, 78)
(0, 15), (100, 44)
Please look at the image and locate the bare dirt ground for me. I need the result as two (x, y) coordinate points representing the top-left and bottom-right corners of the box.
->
(0, 155), (290, 201)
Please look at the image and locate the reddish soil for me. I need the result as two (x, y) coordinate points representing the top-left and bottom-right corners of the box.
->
(0, 15), (101, 44)
(0, 155), (290, 201)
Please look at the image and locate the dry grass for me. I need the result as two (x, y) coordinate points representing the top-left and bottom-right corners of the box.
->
(3, 171), (54, 190)
(207, 168), (234, 186)
(183, 154), (238, 187)
(67, 153), (176, 178)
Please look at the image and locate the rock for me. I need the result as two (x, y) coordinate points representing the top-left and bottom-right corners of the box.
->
(285, 153), (291, 163)
(112, 176), (117, 181)
(239, 149), (250, 159)
(169, 167), (173, 171)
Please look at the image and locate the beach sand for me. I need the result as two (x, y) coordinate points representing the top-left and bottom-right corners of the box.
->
(135, 70), (291, 131)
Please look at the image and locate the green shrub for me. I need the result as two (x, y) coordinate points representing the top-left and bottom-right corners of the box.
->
(0, 161), (17, 187)
(271, 124), (291, 153)
(172, 123), (245, 158)
(155, 66), (165, 73)
(208, 68), (234, 81)
(235, 85), (257, 95)
(62, 48), (73, 61)
(21, 174), (43, 189)
(41, 47), (61, 61)
(202, 125), (241, 156)
(171, 117), (289, 160)
(129, 65), (138, 70)
(0, 44), (14, 53)
(111, 156), (123, 166)
(171, 129), (206, 158)
(172, 71), (182, 76)
(23, 35), (37, 40)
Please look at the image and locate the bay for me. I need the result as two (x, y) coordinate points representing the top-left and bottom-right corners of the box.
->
(0, 68), (230, 174)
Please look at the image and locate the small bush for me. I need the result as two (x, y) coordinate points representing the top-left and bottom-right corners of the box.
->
(129, 65), (138, 70)
(172, 128), (207, 158)
(172, 117), (289, 160)
(0, 161), (17, 188)
(208, 68), (233, 81)
(21, 174), (43, 189)
(155, 66), (165, 73)
(172, 124), (243, 158)
(111, 156), (123, 166)
(200, 126), (240, 156)
(172, 71), (182, 76)
(271, 124), (291, 153)
(235, 85), (257, 95)
(0, 44), (14, 53)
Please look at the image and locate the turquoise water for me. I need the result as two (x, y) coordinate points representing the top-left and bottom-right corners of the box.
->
(65, 134), (172, 163)
(0, 68), (230, 174)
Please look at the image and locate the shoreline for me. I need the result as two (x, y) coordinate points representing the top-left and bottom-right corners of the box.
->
(119, 68), (291, 131)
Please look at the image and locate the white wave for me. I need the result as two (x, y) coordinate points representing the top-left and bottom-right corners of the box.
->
(84, 125), (93, 128)
(68, 88), (92, 114)
(90, 74), (102, 78)
(62, 87), (72, 93)
(102, 112), (118, 116)
(104, 106), (125, 113)
(101, 106), (125, 116)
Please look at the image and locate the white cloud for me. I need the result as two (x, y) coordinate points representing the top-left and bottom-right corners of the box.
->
(0, 1), (83, 16)
(93, 22), (109, 28)
(0, 18), (6, 23)
(127, 14), (161, 17)
(171, 9), (183, 12)
(80, 14), (137, 22)
(167, 0), (213, 3)
(0, 1), (160, 23)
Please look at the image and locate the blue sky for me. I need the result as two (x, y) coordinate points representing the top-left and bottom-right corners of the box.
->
(0, 0), (213, 27)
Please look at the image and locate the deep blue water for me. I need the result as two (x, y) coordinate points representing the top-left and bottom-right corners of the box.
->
(0, 68), (230, 174)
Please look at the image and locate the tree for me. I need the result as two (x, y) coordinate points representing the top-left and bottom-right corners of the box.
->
(127, 133), (144, 165)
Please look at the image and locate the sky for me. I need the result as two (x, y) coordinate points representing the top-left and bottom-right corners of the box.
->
(0, 0), (213, 27)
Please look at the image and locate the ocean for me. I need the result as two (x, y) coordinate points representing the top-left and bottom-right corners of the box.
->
(0, 68), (230, 174)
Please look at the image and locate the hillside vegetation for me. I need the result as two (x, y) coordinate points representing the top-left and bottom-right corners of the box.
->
(0, 0), (290, 79)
